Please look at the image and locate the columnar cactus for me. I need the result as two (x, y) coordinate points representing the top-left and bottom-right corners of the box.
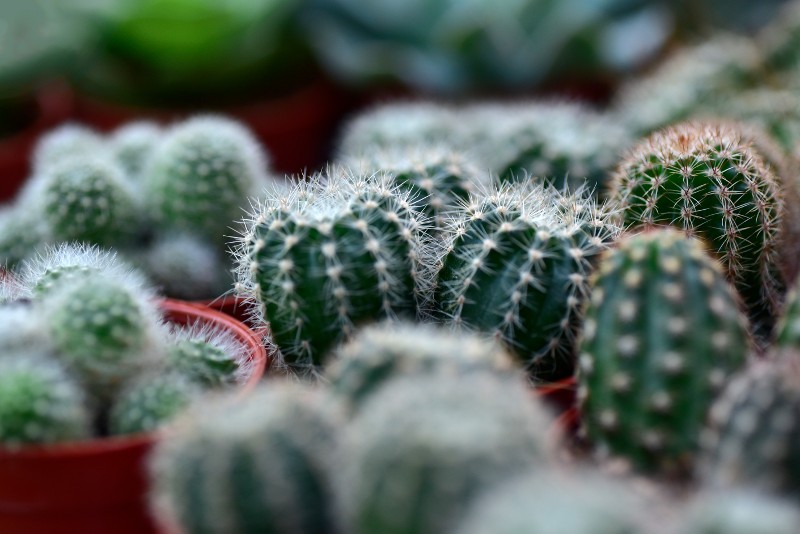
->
(578, 229), (751, 476)
(609, 121), (787, 341)
(144, 115), (267, 244)
(673, 489), (800, 534)
(700, 356), (800, 500)
(325, 320), (519, 411)
(165, 322), (248, 388)
(434, 181), (618, 380)
(109, 121), (162, 180)
(235, 169), (430, 372)
(0, 355), (92, 447)
(150, 382), (341, 534)
(336, 373), (551, 534)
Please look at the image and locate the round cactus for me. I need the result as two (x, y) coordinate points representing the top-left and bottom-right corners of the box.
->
(325, 320), (519, 412)
(144, 115), (268, 244)
(235, 169), (430, 373)
(336, 373), (551, 534)
(578, 229), (751, 476)
(109, 372), (203, 436)
(150, 382), (341, 534)
(434, 181), (618, 380)
(109, 121), (162, 180)
(32, 123), (106, 173)
(0, 205), (50, 269)
(0, 355), (92, 448)
(37, 156), (140, 247)
(700, 356), (800, 500)
(166, 321), (249, 389)
(0, 303), (52, 353)
(673, 489), (800, 534)
(455, 468), (649, 534)
(609, 121), (788, 342)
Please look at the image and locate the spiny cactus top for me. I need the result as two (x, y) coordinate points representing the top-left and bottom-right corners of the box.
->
(109, 121), (162, 180)
(434, 181), (618, 380)
(150, 382), (341, 534)
(325, 320), (519, 411)
(144, 115), (268, 243)
(578, 229), (751, 476)
(165, 321), (250, 389)
(32, 123), (106, 173)
(700, 356), (800, 501)
(673, 489), (800, 534)
(235, 169), (431, 372)
(336, 373), (551, 534)
(609, 121), (786, 341)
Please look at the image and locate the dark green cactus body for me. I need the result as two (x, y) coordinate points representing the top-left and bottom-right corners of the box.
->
(238, 173), (427, 371)
(166, 324), (245, 389)
(150, 383), (340, 534)
(701, 358), (800, 501)
(579, 229), (750, 475)
(610, 122), (785, 341)
(435, 183), (615, 380)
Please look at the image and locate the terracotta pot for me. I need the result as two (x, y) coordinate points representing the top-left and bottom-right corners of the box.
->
(533, 376), (579, 436)
(0, 298), (268, 534)
(73, 75), (355, 174)
(0, 81), (74, 203)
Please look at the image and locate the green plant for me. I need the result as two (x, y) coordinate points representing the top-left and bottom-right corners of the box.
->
(150, 382), (341, 534)
(235, 169), (430, 373)
(0, 205), (50, 270)
(108, 120), (162, 180)
(609, 121), (788, 342)
(31, 123), (106, 173)
(673, 489), (800, 534)
(434, 181), (618, 380)
(165, 321), (248, 389)
(336, 372), (551, 534)
(578, 229), (751, 476)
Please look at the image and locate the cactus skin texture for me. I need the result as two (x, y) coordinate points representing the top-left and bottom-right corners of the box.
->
(700, 356), (800, 501)
(578, 229), (751, 476)
(144, 115), (266, 244)
(0, 355), (92, 447)
(336, 373), (550, 534)
(455, 468), (648, 534)
(236, 170), (429, 373)
(609, 121), (786, 342)
(150, 382), (340, 534)
(674, 489), (800, 534)
(166, 322), (247, 389)
(434, 182), (617, 380)
(325, 320), (519, 412)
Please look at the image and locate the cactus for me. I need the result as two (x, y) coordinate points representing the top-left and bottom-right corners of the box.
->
(578, 229), (751, 476)
(325, 320), (519, 412)
(0, 205), (50, 269)
(336, 372), (551, 534)
(434, 181), (618, 380)
(759, 0), (800, 74)
(144, 115), (268, 244)
(109, 372), (202, 436)
(609, 121), (787, 342)
(149, 382), (341, 534)
(35, 156), (140, 247)
(455, 468), (649, 534)
(700, 356), (800, 500)
(0, 302), (52, 353)
(673, 489), (800, 534)
(32, 123), (106, 173)
(0, 355), (92, 447)
(235, 169), (430, 373)
(166, 321), (249, 389)
(109, 121), (162, 180)
(777, 287), (800, 349)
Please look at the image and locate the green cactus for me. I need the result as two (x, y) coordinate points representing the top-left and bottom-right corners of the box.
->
(700, 356), (800, 500)
(165, 322), (247, 389)
(578, 229), (751, 476)
(609, 121), (788, 342)
(0, 355), (92, 447)
(455, 468), (649, 534)
(32, 123), (106, 173)
(144, 115), (268, 244)
(109, 121), (162, 180)
(0, 205), (50, 269)
(674, 489), (800, 534)
(109, 372), (202, 436)
(0, 303), (52, 353)
(235, 169), (430, 373)
(325, 320), (519, 412)
(336, 372), (551, 534)
(149, 382), (341, 534)
(434, 181), (618, 380)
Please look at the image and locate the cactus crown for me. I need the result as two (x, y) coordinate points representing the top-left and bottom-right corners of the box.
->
(109, 121), (162, 179)
(32, 123), (106, 173)
(166, 320), (252, 388)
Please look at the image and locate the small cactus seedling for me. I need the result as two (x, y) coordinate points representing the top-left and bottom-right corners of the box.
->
(434, 181), (618, 380)
(165, 321), (249, 389)
(673, 489), (800, 534)
(578, 229), (751, 476)
(109, 121), (162, 180)
(109, 372), (203, 436)
(0, 355), (92, 447)
(32, 123), (106, 173)
(150, 382), (341, 534)
(455, 468), (649, 534)
(609, 121), (787, 342)
(336, 373), (551, 534)
(235, 169), (430, 373)
(700, 356), (800, 501)
(325, 320), (519, 412)
(144, 115), (268, 244)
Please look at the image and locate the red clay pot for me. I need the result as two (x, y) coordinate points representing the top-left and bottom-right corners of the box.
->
(0, 298), (268, 534)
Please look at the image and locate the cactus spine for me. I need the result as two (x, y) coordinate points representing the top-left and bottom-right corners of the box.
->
(578, 229), (751, 476)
